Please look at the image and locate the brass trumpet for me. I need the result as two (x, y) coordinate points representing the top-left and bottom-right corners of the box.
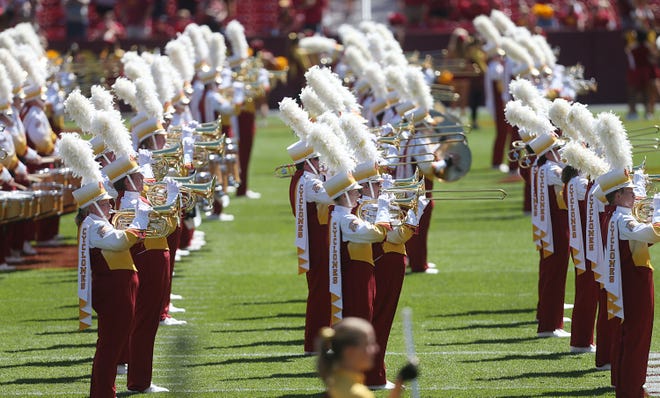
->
(632, 197), (653, 223)
(111, 201), (180, 238)
(152, 144), (184, 180)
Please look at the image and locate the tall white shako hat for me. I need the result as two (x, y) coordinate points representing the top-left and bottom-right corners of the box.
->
(226, 20), (249, 68)
(0, 64), (14, 116)
(287, 140), (317, 164)
(401, 66), (434, 124)
(133, 78), (166, 145)
(595, 111), (634, 195)
(306, 120), (358, 199)
(339, 112), (382, 183)
(16, 46), (46, 102)
(94, 110), (140, 183)
(58, 133), (112, 208)
(501, 37), (539, 77)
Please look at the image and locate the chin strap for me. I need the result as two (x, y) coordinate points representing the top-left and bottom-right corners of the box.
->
(91, 202), (104, 217)
(343, 191), (353, 208)
(127, 176), (139, 192)
(305, 158), (318, 175)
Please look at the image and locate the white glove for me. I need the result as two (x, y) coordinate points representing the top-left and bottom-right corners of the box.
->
(380, 123), (394, 136)
(404, 208), (419, 227)
(14, 161), (27, 177)
(129, 204), (151, 230)
(381, 174), (394, 190)
(0, 167), (12, 183)
(182, 136), (195, 165)
(375, 194), (391, 225)
(633, 169), (647, 198)
(186, 120), (200, 130)
(653, 194), (660, 224)
(220, 68), (232, 89)
(182, 124), (195, 140)
(137, 149), (153, 166)
(165, 178), (181, 205)
(416, 196), (429, 220)
(232, 82), (245, 105)
(258, 68), (270, 90)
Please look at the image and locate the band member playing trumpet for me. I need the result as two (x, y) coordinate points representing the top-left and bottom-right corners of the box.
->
(527, 133), (571, 338)
(600, 168), (660, 398)
(287, 140), (333, 354)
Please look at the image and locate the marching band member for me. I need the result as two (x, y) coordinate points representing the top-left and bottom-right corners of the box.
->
(95, 110), (171, 393)
(525, 131), (571, 338)
(280, 97), (333, 354)
(227, 20), (265, 200)
(58, 133), (145, 398)
(597, 121), (657, 398)
(18, 48), (61, 247)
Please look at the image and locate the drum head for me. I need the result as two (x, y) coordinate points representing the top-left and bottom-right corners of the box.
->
(435, 140), (472, 182)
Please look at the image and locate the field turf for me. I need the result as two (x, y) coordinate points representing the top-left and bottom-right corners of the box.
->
(1, 108), (659, 397)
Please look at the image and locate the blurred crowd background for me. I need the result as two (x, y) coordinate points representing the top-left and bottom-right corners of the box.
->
(0, 0), (657, 43)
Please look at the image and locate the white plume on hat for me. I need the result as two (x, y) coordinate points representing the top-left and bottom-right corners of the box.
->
(504, 100), (554, 135)
(567, 103), (599, 149)
(383, 50), (408, 68)
(338, 24), (371, 60)
(93, 110), (135, 159)
(0, 49), (25, 91)
(596, 111), (632, 171)
(300, 86), (327, 118)
(112, 77), (138, 109)
(279, 97), (313, 141)
(490, 10), (517, 35)
(515, 33), (546, 68)
(560, 141), (609, 179)
(226, 20), (249, 59)
(366, 32), (386, 63)
(548, 98), (579, 140)
(16, 48), (45, 87)
(163, 58), (184, 93)
(64, 89), (96, 133)
(385, 65), (409, 99)
(501, 37), (533, 71)
(340, 112), (380, 163)
(406, 66), (433, 112)
(165, 39), (195, 83)
(151, 56), (175, 105)
(344, 46), (369, 78)
(305, 66), (344, 113)
(533, 35), (556, 67)
(509, 78), (548, 114)
(315, 66), (359, 112)
(317, 111), (349, 149)
(363, 62), (388, 100)
(184, 24), (209, 66)
(0, 65), (13, 103)
(57, 133), (102, 185)
(135, 77), (164, 120)
(90, 85), (115, 112)
(13, 23), (43, 56)
(307, 121), (355, 175)
(474, 15), (502, 46)
(298, 36), (337, 54)
(208, 32), (227, 72)
(0, 31), (17, 54)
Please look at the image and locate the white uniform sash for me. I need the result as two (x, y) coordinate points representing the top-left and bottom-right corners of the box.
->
(604, 212), (624, 320)
(328, 212), (343, 325)
(295, 175), (310, 274)
(531, 165), (541, 249)
(586, 186), (606, 284)
(537, 165), (554, 256)
(567, 179), (586, 273)
(78, 217), (94, 330)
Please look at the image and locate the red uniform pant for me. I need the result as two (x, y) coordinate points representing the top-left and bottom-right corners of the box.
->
(236, 111), (255, 197)
(537, 215), (570, 333)
(570, 265), (599, 347)
(90, 264), (138, 398)
(614, 266), (654, 397)
(406, 199), (434, 272)
(342, 260), (376, 321)
(34, 215), (59, 241)
(179, 217), (194, 249)
(365, 252), (406, 386)
(491, 83), (509, 167)
(161, 227), (181, 321)
(519, 166), (532, 213)
(595, 287), (619, 376)
(303, 260), (331, 353)
(127, 249), (170, 391)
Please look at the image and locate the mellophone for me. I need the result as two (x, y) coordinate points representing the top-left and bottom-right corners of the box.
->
(0, 166), (81, 224)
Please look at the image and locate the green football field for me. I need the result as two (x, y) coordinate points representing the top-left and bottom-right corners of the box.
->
(1, 108), (659, 397)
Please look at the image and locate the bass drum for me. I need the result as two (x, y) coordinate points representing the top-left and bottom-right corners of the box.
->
(426, 109), (471, 182)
